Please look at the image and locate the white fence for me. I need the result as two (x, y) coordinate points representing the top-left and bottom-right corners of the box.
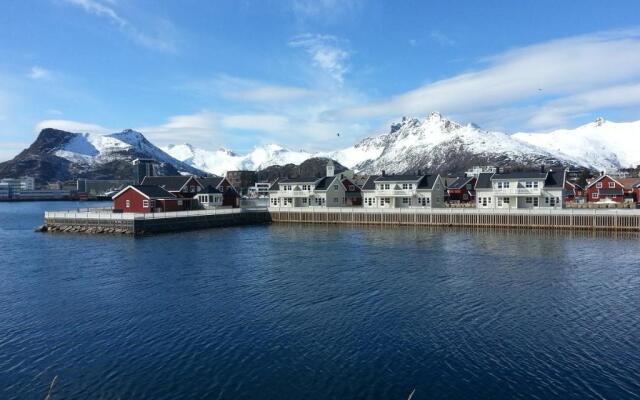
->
(45, 207), (266, 222)
(268, 206), (640, 217)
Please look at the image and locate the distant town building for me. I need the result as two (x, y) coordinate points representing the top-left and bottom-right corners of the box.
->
(1, 177), (35, 192)
(77, 179), (134, 197)
(225, 171), (257, 195)
(247, 182), (271, 198)
(132, 158), (158, 184)
(465, 166), (498, 178)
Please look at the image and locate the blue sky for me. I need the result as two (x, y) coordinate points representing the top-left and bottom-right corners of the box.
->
(1, 0), (640, 161)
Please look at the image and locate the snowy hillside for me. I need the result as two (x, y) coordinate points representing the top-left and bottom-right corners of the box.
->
(51, 129), (202, 174)
(162, 143), (313, 176)
(513, 118), (640, 171)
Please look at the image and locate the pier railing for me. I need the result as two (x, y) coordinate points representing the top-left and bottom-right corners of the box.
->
(44, 207), (266, 222)
(267, 206), (640, 216)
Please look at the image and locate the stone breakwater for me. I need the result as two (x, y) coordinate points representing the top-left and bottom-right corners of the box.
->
(35, 224), (130, 235)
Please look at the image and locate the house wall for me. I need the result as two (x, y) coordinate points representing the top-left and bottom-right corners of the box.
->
(113, 188), (152, 213)
(585, 176), (624, 203)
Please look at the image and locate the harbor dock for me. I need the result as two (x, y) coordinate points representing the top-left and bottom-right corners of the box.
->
(41, 206), (640, 235)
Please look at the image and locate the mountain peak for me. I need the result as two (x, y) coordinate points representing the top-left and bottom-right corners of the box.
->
(594, 117), (606, 126)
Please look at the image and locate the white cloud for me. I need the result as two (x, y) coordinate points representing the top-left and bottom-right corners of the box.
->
(337, 28), (640, 130)
(204, 75), (315, 102)
(429, 31), (455, 47)
(289, 34), (350, 84)
(290, 0), (362, 22)
(35, 119), (112, 134)
(62, 0), (176, 52)
(28, 66), (53, 80)
(222, 114), (290, 132)
(137, 111), (218, 146)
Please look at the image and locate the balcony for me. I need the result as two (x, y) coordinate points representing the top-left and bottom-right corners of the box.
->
(279, 190), (313, 197)
(492, 187), (542, 196)
(374, 189), (417, 197)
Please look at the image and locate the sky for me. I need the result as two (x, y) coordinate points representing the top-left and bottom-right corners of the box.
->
(1, 0), (640, 162)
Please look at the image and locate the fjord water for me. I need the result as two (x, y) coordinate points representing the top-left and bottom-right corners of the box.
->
(1, 203), (639, 399)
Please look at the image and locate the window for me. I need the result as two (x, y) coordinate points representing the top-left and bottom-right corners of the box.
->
(550, 197), (556, 207)
(503, 197), (509, 204)
(302, 198), (307, 203)
(482, 197), (487, 206)
(348, 185), (355, 191)
(609, 182), (615, 188)
(596, 182), (603, 188)
(402, 197), (410, 204)
(545, 197), (549, 204)
(125, 200), (131, 208)
(143, 199), (149, 208)
(150, 200), (156, 208)
(526, 181), (533, 188)
(178, 200), (183, 206)
(525, 197), (532, 204)
(592, 192), (599, 199)
(533, 181), (539, 188)
(333, 185), (338, 190)
(533, 198), (539, 207)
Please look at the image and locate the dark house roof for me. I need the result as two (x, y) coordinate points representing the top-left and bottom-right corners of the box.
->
(196, 177), (225, 189)
(475, 172), (494, 189)
(278, 177), (320, 184)
(361, 175), (379, 191)
(141, 176), (195, 192)
(492, 172), (547, 180)
(313, 176), (337, 191)
(448, 176), (475, 189)
(417, 175), (438, 190)
(375, 174), (423, 182)
(124, 185), (175, 199)
(544, 170), (565, 189)
(598, 188), (624, 196)
(268, 179), (280, 191)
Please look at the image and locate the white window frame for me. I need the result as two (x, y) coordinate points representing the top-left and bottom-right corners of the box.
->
(143, 199), (149, 208)
(125, 199), (131, 208)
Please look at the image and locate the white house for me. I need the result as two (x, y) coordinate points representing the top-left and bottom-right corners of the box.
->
(360, 173), (446, 208)
(268, 161), (362, 208)
(475, 170), (566, 209)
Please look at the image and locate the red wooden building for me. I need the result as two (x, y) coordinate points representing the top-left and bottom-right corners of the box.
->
(112, 185), (194, 213)
(564, 181), (584, 203)
(447, 176), (477, 203)
(584, 175), (625, 203)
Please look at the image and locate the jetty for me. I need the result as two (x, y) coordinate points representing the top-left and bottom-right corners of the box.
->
(40, 206), (640, 235)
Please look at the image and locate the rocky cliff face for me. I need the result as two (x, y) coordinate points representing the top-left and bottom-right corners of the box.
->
(0, 128), (204, 183)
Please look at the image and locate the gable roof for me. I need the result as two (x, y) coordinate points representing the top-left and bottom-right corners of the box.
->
(447, 176), (475, 189)
(278, 177), (321, 184)
(417, 175), (438, 190)
(375, 174), (423, 182)
(113, 185), (176, 200)
(196, 177), (225, 189)
(198, 185), (222, 194)
(141, 176), (198, 192)
(617, 177), (640, 189)
(475, 172), (494, 189)
(544, 170), (565, 189)
(268, 178), (280, 191)
(313, 176), (338, 191)
(585, 174), (624, 189)
(492, 172), (547, 180)
(361, 175), (379, 191)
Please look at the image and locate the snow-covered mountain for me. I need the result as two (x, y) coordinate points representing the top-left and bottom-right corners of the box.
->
(0, 128), (204, 182)
(167, 112), (574, 175)
(162, 143), (313, 176)
(513, 117), (640, 171)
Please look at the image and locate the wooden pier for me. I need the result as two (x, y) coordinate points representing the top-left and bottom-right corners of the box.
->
(268, 207), (640, 232)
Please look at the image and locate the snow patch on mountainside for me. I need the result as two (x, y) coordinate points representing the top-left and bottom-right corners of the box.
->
(513, 118), (640, 171)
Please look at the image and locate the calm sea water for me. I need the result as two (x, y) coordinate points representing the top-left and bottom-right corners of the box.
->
(1, 202), (639, 399)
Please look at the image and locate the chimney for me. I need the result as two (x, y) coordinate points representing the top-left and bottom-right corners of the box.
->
(417, 169), (422, 175)
(382, 170), (386, 177)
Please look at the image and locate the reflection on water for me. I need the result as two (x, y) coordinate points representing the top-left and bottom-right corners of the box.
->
(1, 203), (640, 399)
